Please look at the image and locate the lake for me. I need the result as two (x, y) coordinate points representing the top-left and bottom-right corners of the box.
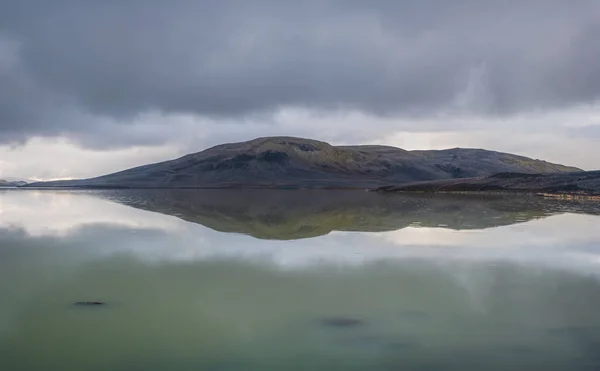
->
(2, 189), (600, 370)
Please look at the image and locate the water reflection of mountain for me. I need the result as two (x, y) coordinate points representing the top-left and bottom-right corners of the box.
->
(98, 190), (600, 240)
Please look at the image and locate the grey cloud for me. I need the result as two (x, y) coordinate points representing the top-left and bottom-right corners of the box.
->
(565, 124), (600, 139)
(0, 0), (599, 147)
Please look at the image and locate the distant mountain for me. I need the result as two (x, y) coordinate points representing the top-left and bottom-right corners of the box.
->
(0, 179), (28, 187)
(376, 171), (600, 196)
(26, 137), (580, 189)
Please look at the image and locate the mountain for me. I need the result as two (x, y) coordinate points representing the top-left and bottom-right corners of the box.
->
(96, 189), (600, 240)
(26, 137), (580, 189)
(376, 171), (600, 196)
(0, 179), (28, 187)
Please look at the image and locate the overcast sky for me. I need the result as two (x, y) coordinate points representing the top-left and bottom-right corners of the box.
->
(1, 0), (599, 180)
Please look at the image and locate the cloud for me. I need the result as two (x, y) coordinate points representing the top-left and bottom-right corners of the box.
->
(3, 104), (600, 180)
(0, 0), (599, 151)
(0, 137), (181, 180)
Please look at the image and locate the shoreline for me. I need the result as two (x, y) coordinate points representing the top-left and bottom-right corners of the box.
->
(8, 185), (600, 200)
(373, 189), (600, 200)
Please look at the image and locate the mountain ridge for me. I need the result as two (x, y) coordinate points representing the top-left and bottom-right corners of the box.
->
(375, 170), (600, 196)
(0, 179), (28, 187)
(25, 136), (581, 189)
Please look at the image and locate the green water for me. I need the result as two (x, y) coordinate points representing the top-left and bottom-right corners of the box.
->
(1, 190), (600, 370)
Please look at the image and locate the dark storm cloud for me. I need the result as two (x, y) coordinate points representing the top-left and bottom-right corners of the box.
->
(0, 0), (599, 146)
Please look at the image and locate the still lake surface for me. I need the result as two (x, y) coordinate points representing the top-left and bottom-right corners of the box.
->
(2, 189), (600, 370)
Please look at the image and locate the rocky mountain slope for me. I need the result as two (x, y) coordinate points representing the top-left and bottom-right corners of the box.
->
(26, 137), (580, 189)
(376, 171), (600, 196)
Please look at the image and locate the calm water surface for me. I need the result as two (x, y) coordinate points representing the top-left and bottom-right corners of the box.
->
(2, 189), (600, 370)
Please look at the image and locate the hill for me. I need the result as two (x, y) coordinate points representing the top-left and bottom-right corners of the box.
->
(0, 179), (27, 187)
(26, 137), (580, 189)
(375, 171), (600, 196)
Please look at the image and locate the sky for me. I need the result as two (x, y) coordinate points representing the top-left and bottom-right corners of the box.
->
(0, 0), (599, 180)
